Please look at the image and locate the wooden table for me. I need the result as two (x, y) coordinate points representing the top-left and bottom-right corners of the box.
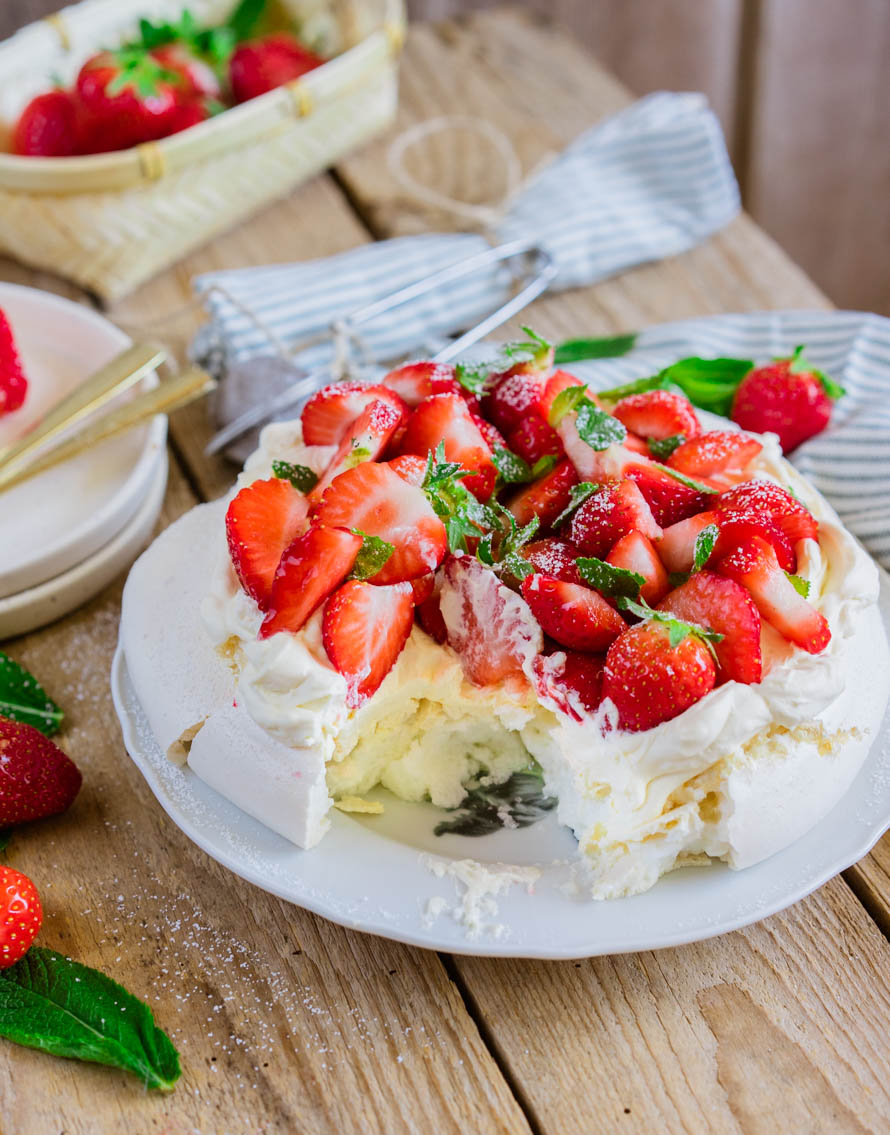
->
(2, 10), (890, 1133)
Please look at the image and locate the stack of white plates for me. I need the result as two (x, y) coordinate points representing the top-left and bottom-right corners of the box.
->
(0, 283), (168, 640)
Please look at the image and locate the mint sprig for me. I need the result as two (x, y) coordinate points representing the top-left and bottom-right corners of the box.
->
(553, 333), (637, 364)
(272, 460), (318, 493)
(0, 948), (181, 1091)
(692, 524), (719, 573)
(647, 433), (686, 460)
(349, 531), (394, 580)
(576, 557), (644, 599)
(553, 481), (599, 529)
(0, 653), (63, 736)
(598, 357), (754, 417)
(548, 384), (626, 451)
(491, 447), (557, 485)
(455, 326), (553, 395)
(422, 444), (498, 553)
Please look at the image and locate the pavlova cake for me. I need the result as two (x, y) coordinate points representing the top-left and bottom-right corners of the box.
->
(121, 332), (890, 899)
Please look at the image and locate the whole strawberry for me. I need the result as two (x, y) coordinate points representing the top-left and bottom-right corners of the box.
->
(0, 866), (42, 968)
(0, 308), (28, 416)
(229, 33), (324, 103)
(603, 603), (718, 732)
(12, 89), (81, 157)
(731, 346), (844, 453)
(76, 49), (186, 152)
(0, 718), (82, 826)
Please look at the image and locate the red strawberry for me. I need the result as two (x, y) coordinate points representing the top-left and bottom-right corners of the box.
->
(312, 462), (447, 584)
(533, 650), (604, 719)
(0, 867), (42, 969)
(439, 555), (541, 686)
(521, 575), (626, 652)
(538, 369), (583, 421)
(229, 33), (324, 103)
(731, 348), (840, 453)
(311, 399), (403, 500)
(322, 580), (414, 706)
(481, 370), (547, 435)
(507, 415), (564, 465)
(508, 459), (579, 528)
(410, 574), (435, 604)
(611, 390), (700, 440)
(416, 588), (448, 644)
(623, 431), (652, 456)
(0, 309), (28, 416)
(603, 618), (717, 732)
(717, 480), (818, 544)
(260, 526), (362, 639)
(606, 531), (670, 605)
(381, 361), (464, 406)
(668, 431), (763, 477)
(0, 718), (82, 826)
(712, 510), (795, 573)
(398, 393), (496, 501)
(151, 43), (221, 99)
(471, 413), (507, 454)
(624, 459), (714, 526)
(226, 478), (309, 608)
(13, 90), (80, 156)
(657, 510), (720, 573)
(569, 481), (662, 557)
(301, 381), (407, 446)
(522, 538), (583, 584)
(716, 535), (830, 654)
(164, 100), (211, 134)
(76, 50), (185, 151)
(658, 571), (762, 684)
(387, 453), (427, 487)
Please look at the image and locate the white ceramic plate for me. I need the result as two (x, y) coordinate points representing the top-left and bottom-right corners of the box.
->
(0, 282), (167, 599)
(0, 453), (168, 640)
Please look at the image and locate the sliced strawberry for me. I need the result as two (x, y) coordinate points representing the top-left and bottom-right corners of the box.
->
(521, 574), (626, 651)
(569, 481), (662, 557)
(311, 400), (403, 500)
(312, 461), (447, 583)
(260, 526), (360, 639)
(658, 571), (762, 684)
(657, 510), (720, 573)
(623, 431), (651, 456)
(301, 381), (407, 445)
(603, 618), (717, 732)
(538, 369), (584, 421)
(624, 459), (714, 526)
(0, 309), (28, 416)
(381, 361), (463, 406)
(416, 588), (448, 644)
(522, 538), (583, 584)
(507, 415), (564, 465)
(226, 478), (309, 608)
(439, 555), (542, 686)
(712, 510), (795, 573)
(398, 393), (496, 501)
(606, 531), (670, 605)
(508, 459), (578, 528)
(387, 453), (427, 487)
(0, 719), (82, 826)
(612, 390), (700, 441)
(410, 574), (436, 605)
(668, 430), (763, 477)
(717, 480), (818, 543)
(716, 535), (830, 654)
(322, 580), (414, 707)
(472, 413), (507, 454)
(533, 650), (605, 719)
(481, 369), (547, 434)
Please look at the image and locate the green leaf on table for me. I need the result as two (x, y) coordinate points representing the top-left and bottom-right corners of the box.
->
(692, 524), (720, 573)
(434, 770), (557, 837)
(0, 948), (181, 1091)
(553, 481), (599, 529)
(575, 398), (627, 450)
(349, 532), (394, 580)
(553, 333), (637, 364)
(647, 433), (686, 460)
(577, 556), (645, 599)
(272, 460), (318, 493)
(0, 653), (63, 736)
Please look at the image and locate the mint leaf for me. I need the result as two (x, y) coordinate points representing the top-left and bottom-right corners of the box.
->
(0, 654), (63, 736)
(272, 460), (317, 493)
(576, 557), (644, 599)
(553, 482), (599, 529)
(553, 333), (637, 364)
(653, 462), (719, 495)
(423, 444), (494, 553)
(692, 524), (719, 573)
(503, 551), (535, 581)
(434, 770), (556, 837)
(785, 571), (811, 598)
(668, 571), (690, 588)
(574, 399), (627, 450)
(492, 447), (534, 484)
(596, 374), (681, 401)
(598, 357), (753, 416)
(349, 532), (394, 580)
(547, 384), (587, 427)
(0, 948), (181, 1091)
(454, 328), (552, 396)
(647, 433), (686, 460)
(344, 443), (371, 469)
(617, 596), (724, 650)
(531, 455), (558, 478)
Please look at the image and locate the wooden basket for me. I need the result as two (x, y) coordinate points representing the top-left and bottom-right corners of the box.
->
(0, 0), (405, 300)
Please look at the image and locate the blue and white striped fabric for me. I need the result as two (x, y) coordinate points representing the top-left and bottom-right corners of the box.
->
(566, 310), (890, 570)
(192, 92), (739, 376)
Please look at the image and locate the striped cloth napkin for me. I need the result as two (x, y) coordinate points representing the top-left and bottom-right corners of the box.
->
(192, 91), (739, 384)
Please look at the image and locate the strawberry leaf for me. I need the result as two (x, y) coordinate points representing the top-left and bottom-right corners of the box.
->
(0, 653), (63, 736)
(787, 346), (846, 400)
(0, 948), (181, 1091)
(647, 433), (686, 460)
(576, 557), (644, 599)
(553, 481), (599, 528)
(785, 571), (811, 598)
(692, 524), (719, 573)
(553, 333), (637, 364)
(454, 361), (492, 395)
(227, 0), (269, 40)
(272, 460), (317, 493)
(350, 532), (394, 580)
(617, 596), (724, 649)
(574, 399), (627, 450)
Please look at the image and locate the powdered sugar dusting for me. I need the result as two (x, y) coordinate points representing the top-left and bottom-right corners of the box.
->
(420, 854), (541, 940)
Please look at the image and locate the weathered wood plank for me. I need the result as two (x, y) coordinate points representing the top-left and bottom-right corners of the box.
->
(0, 457), (532, 1135)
